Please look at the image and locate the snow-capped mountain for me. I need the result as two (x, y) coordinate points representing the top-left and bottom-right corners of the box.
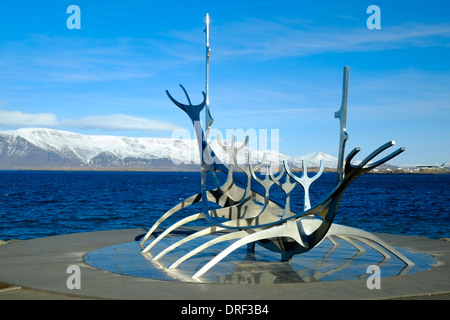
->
(0, 128), (337, 170)
(290, 152), (338, 169)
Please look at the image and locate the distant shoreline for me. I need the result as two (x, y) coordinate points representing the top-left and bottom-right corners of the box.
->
(0, 167), (449, 174)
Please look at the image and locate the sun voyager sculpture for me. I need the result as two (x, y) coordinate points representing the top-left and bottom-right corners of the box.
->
(139, 14), (414, 280)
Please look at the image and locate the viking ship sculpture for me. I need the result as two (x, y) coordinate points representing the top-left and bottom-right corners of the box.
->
(139, 14), (414, 279)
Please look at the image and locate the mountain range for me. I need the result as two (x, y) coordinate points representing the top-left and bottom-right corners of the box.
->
(0, 128), (338, 171)
(2, 128), (448, 171)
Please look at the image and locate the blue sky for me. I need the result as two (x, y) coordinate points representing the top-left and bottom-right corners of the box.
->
(0, 1), (449, 165)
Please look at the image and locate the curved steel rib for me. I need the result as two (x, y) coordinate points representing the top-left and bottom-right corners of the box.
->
(191, 221), (304, 279)
(149, 142), (412, 278)
(152, 225), (226, 261)
(180, 141), (408, 277)
(141, 139), (275, 255)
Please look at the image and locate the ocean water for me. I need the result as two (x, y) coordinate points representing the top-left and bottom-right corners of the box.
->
(0, 170), (449, 241)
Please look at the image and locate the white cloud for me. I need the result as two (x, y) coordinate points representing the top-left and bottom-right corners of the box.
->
(0, 110), (59, 127)
(61, 114), (180, 132)
(0, 109), (180, 133)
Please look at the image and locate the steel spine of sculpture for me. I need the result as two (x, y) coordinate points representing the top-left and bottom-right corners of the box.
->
(140, 14), (414, 279)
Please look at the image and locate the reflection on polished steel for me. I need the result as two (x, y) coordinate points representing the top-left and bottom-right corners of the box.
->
(84, 229), (432, 285)
(140, 14), (414, 279)
(138, 233), (415, 284)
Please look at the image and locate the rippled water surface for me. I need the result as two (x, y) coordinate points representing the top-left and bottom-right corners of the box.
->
(0, 171), (448, 240)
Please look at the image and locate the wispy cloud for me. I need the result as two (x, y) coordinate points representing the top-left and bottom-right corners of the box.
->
(0, 110), (180, 133)
(0, 35), (172, 84)
(4, 20), (448, 87)
(0, 110), (59, 127)
(349, 69), (450, 119)
(61, 114), (180, 132)
(209, 20), (450, 60)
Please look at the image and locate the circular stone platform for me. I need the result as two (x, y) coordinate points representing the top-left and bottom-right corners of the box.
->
(85, 231), (436, 284)
(1, 228), (449, 300)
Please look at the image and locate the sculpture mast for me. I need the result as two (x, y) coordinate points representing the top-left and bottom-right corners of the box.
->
(204, 13), (214, 135)
(335, 66), (349, 184)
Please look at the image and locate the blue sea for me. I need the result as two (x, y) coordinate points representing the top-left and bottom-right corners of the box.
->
(0, 170), (449, 241)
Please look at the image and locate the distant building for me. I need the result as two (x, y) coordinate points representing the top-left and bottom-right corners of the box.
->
(415, 165), (446, 172)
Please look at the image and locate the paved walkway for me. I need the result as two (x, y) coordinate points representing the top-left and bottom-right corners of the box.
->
(0, 228), (449, 300)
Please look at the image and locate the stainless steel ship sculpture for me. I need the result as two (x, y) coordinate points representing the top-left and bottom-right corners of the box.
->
(139, 14), (414, 279)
